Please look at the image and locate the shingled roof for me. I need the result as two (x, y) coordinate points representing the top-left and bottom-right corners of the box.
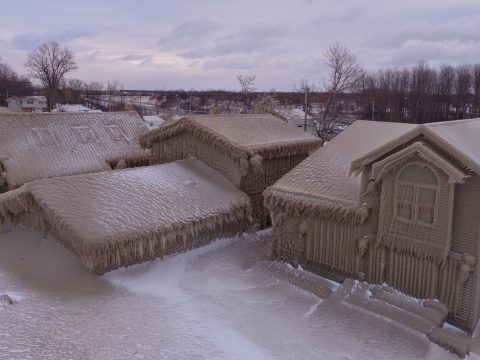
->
(0, 111), (149, 189)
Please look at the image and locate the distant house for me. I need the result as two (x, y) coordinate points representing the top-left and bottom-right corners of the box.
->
(52, 104), (102, 113)
(265, 118), (480, 332)
(143, 115), (165, 129)
(7, 96), (48, 113)
(0, 111), (149, 191)
(141, 114), (322, 227)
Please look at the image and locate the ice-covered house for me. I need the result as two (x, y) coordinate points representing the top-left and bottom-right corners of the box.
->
(140, 114), (322, 227)
(0, 158), (252, 274)
(0, 111), (149, 191)
(264, 118), (480, 332)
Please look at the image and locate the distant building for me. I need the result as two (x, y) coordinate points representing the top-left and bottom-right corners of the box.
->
(52, 104), (102, 113)
(7, 96), (48, 113)
(143, 115), (165, 129)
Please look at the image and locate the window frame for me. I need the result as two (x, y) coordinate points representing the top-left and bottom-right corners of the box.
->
(394, 162), (440, 227)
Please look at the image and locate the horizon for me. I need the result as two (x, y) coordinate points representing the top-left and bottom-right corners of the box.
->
(1, 0), (479, 91)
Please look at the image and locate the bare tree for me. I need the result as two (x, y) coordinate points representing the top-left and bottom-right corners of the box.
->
(318, 43), (362, 140)
(237, 74), (256, 112)
(0, 58), (33, 105)
(84, 81), (104, 109)
(410, 62), (437, 123)
(252, 92), (280, 116)
(455, 64), (472, 119)
(436, 65), (455, 121)
(25, 41), (78, 111)
(474, 64), (480, 117)
(60, 78), (85, 104)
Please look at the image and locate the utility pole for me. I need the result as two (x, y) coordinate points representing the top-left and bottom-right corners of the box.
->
(304, 88), (308, 132)
(372, 98), (375, 121)
(189, 89), (192, 115)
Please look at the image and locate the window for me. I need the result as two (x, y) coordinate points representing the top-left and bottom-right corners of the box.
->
(73, 126), (97, 143)
(395, 163), (438, 225)
(105, 125), (128, 142)
(33, 128), (57, 146)
(27, 99), (33, 104)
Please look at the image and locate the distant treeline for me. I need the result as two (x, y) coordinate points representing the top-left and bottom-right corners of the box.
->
(357, 62), (480, 124)
(120, 89), (328, 106)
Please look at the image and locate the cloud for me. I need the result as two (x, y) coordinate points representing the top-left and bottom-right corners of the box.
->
(2, 0), (480, 90)
(203, 54), (262, 70)
(178, 24), (286, 59)
(211, 24), (286, 56)
(312, 6), (365, 26)
(115, 53), (152, 62)
(11, 30), (92, 50)
(159, 19), (221, 51)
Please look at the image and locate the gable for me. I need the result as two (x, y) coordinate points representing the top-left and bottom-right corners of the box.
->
(361, 141), (468, 196)
(350, 118), (480, 177)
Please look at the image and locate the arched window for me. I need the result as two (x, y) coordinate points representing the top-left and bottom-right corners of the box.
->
(395, 163), (439, 225)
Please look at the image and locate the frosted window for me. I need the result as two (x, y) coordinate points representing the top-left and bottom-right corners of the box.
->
(105, 125), (128, 142)
(396, 164), (438, 225)
(33, 128), (57, 146)
(73, 126), (97, 143)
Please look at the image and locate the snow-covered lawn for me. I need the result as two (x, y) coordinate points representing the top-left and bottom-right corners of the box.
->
(0, 227), (462, 359)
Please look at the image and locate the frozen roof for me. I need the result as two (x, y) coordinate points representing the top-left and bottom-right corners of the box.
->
(266, 118), (480, 224)
(0, 106), (10, 113)
(51, 104), (100, 113)
(265, 120), (416, 224)
(141, 114), (321, 158)
(350, 118), (480, 174)
(0, 111), (149, 189)
(143, 115), (164, 124)
(0, 159), (252, 274)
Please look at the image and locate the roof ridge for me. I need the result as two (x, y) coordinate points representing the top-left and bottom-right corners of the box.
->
(423, 117), (480, 127)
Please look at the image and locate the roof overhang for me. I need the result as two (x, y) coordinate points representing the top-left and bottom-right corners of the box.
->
(350, 126), (480, 177)
(360, 141), (468, 195)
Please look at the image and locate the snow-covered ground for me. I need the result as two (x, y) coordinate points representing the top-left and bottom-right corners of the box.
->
(0, 227), (462, 360)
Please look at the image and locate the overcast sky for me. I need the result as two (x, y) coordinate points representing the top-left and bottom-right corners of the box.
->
(1, 0), (479, 90)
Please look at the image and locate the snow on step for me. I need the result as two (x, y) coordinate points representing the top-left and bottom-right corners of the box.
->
(338, 279), (448, 335)
(0, 159), (252, 274)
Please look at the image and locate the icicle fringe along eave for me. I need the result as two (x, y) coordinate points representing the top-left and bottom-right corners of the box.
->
(0, 186), (253, 274)
(263, 188), (369, 226)
(140, 117), (321, 166)
(376, 232), (449, 266)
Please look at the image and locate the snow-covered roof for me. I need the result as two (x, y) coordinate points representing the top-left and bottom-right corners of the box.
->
(265, 120), (415, 224)
(265, 119), (480, 224)
(51, 104), (101, 113)
(0, 159), (252, 273)
(0, 106), (10, 113)
(141, 114), (321, 159)
(350, 118), (480, 175)
(143, 115), (164, 124)
(0, 111), (149, 189)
